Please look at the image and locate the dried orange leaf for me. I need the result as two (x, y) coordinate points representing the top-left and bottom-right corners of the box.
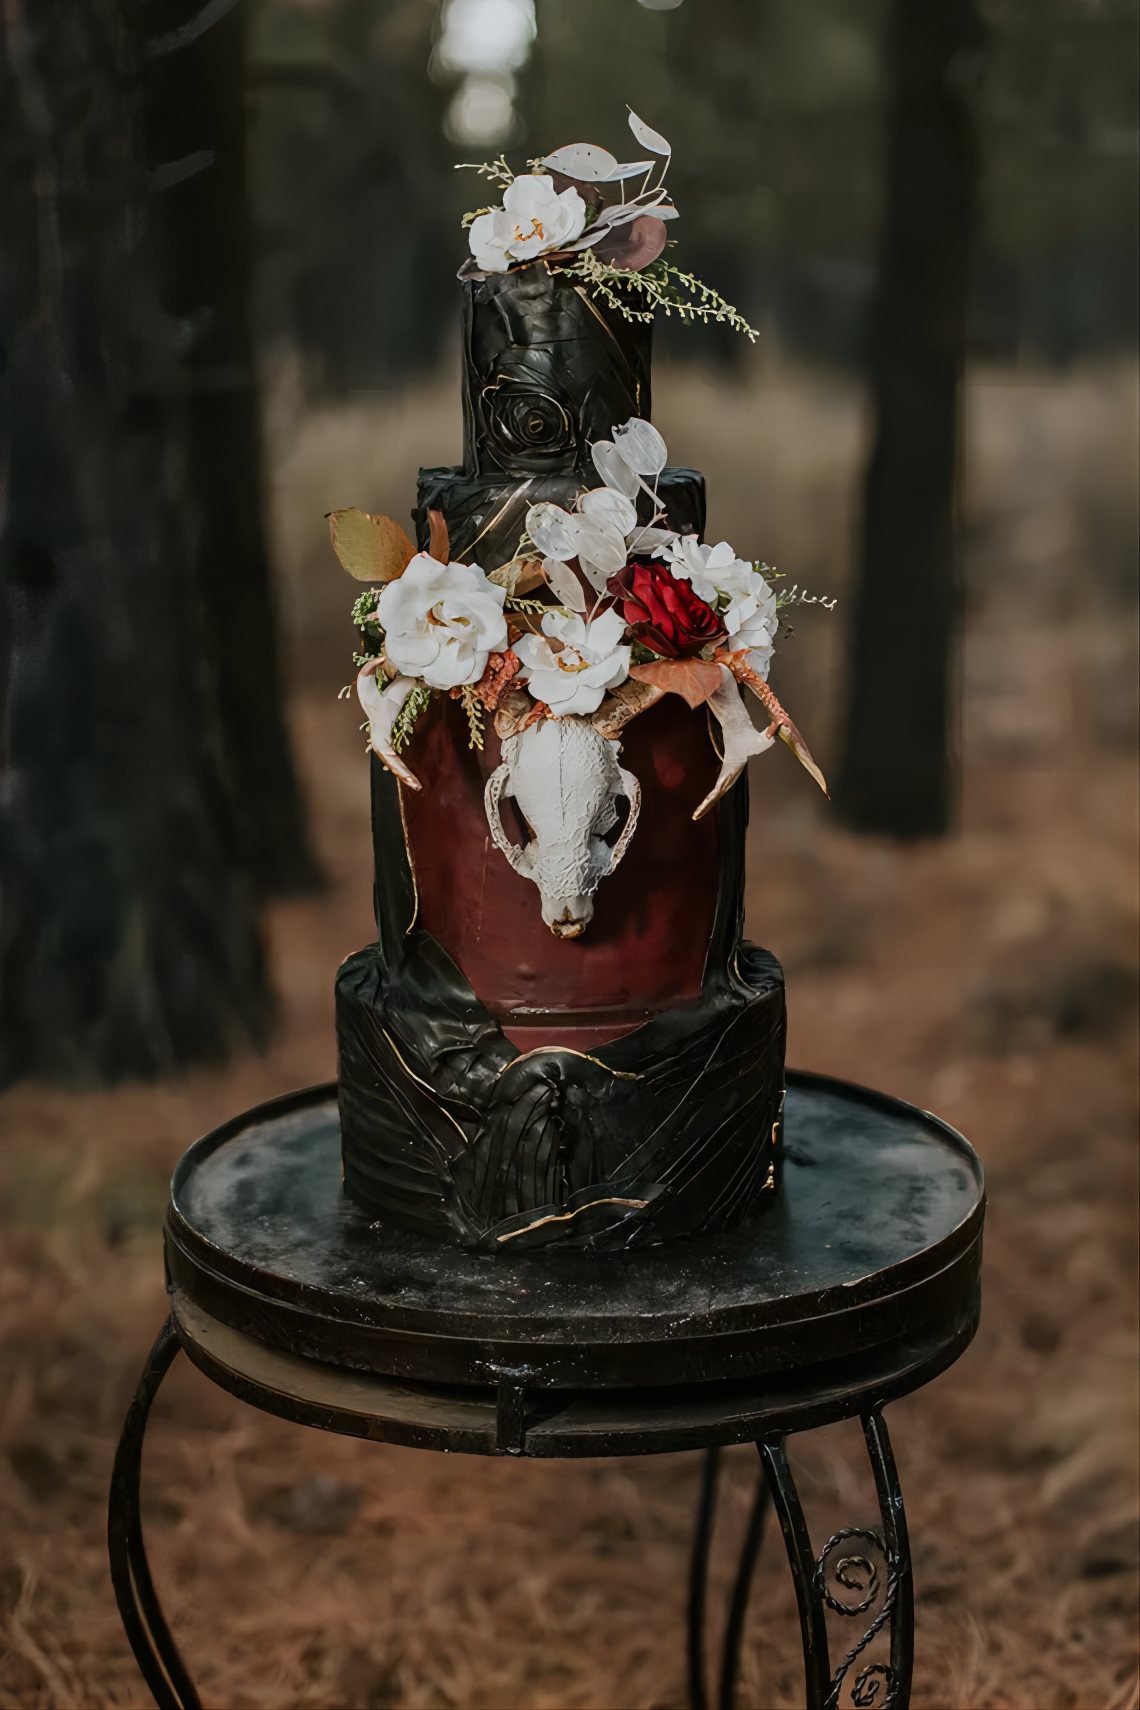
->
(489, 557), (547, 597)
(428, 508), (450, 563)
(513, 559), (547, 595)
(630, 658), (723, 709)
(327, 508), (415, 582)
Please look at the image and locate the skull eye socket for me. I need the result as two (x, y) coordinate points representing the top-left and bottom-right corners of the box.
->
(598, 791), (633, 849)
(501, 796), (534, 847)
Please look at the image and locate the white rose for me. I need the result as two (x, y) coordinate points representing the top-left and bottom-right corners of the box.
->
(514, 609), (630, 717)
(733, 587), (779, 679)
(663, 537), (754, 603)
(468, 174), (587, 273)
(378, 552), (508, 690)
(662, 536), (778, 676)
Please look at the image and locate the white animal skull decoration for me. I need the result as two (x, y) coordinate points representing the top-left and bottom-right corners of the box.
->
(358, 665), (781, 941)
(483, 717), (641, 938)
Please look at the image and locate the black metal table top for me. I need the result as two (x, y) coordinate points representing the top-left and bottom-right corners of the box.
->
(165, 1071), (984, 1397)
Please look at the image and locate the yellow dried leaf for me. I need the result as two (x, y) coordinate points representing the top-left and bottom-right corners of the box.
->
(326, 508), (415, 582)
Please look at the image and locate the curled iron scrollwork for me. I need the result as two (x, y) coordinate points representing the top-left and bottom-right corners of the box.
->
(814, 1527), (899, 1710)
(851, 1662), (895, 1706)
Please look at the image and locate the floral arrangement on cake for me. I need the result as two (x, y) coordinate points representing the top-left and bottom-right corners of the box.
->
(458, 109), (758, 338)
(332, 412), (830, 809)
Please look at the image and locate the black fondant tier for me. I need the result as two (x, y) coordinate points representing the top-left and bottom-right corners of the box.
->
(414, 465), (705, 572)
(461, 265), (652, 480)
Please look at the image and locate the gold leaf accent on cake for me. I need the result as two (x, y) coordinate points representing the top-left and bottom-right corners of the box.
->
(497, 1046), (641, 1081)
(488, 556), (546, 597)
(495, 1197), (650, 1242)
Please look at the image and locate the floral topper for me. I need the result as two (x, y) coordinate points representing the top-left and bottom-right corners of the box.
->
(331, 413), (834, 805)
(459, 110), (757, 339)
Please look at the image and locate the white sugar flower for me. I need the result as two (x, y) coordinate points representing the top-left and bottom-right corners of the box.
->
(577, 485), (637, 537)
(662, 536), (778, 677)
(378, 552), (508, 690)
(526, 502), (581, 562)
(468, 174), (587, 273)
(662, 537), (752, 603)
(524, 415), (680, 599)
(514, 609), (630, 716)
(526, 490), (636, 595)
(727, 586), (778, 680)
(590, 417), (669, 494)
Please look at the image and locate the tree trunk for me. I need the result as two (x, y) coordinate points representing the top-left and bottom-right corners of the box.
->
(140, 0), (316, 893)
(833, 0), (984, 837)
(0, 0), (273, 1083)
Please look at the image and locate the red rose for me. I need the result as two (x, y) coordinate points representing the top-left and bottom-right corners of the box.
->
(609, 558), (726, 659)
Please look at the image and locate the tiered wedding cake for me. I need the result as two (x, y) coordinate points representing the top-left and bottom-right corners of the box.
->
(328, 116), (827, 1252)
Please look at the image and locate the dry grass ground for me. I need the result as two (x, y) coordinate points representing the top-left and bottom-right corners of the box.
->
(0, 362), (1136, 1709)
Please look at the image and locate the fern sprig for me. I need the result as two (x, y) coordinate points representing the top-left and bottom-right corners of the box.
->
(554, 250), (759, 342)
(455, 155), (515, 190)
(505, 596), (568, 615)
(459, 684), (485, 751)
(390, 682), (431, 754)
(351, 589), (383, 635)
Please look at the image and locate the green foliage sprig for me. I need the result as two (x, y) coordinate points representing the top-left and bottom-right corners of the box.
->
(458, 684), (485, 750)
(775, 583), (837, 613)
(455, 155), (515, 191)
(504, 595), (567, 615)
(351, 589), (384, 646)
(555, 250), (759, 342)
(390, 682), (432, 754)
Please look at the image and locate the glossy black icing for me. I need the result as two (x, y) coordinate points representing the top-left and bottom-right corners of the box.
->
(414, 465), (705, 573)
(461, 265), (651, 479)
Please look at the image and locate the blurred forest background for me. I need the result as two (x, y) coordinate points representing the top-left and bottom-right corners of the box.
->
(254, 0), (1137, 385)
(0, 1), (1137, 1707)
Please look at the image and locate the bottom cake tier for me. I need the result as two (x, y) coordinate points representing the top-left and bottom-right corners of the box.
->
(337, 941), (785, 1253)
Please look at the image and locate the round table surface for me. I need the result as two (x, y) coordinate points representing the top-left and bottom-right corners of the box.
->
(165, 1072), (984, 1441)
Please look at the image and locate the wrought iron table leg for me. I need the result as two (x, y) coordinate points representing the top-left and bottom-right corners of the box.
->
(759, 1436), (833, 1710)
(863, 1409), (914, 1706)
(757, 1414), (914, 1710)
(687, 1445), (721, 1710)
(717, 1470), (771, 1710)
(108, 1316), (201, 1710)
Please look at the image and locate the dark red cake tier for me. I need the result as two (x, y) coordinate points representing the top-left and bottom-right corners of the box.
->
(396, 692), (723, 1051)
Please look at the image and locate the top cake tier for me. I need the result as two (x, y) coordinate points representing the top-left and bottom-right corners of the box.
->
(461, 263), (652, 480)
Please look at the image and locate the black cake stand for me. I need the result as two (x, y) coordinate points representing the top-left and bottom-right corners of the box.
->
(108, 1070), (984, 1710)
